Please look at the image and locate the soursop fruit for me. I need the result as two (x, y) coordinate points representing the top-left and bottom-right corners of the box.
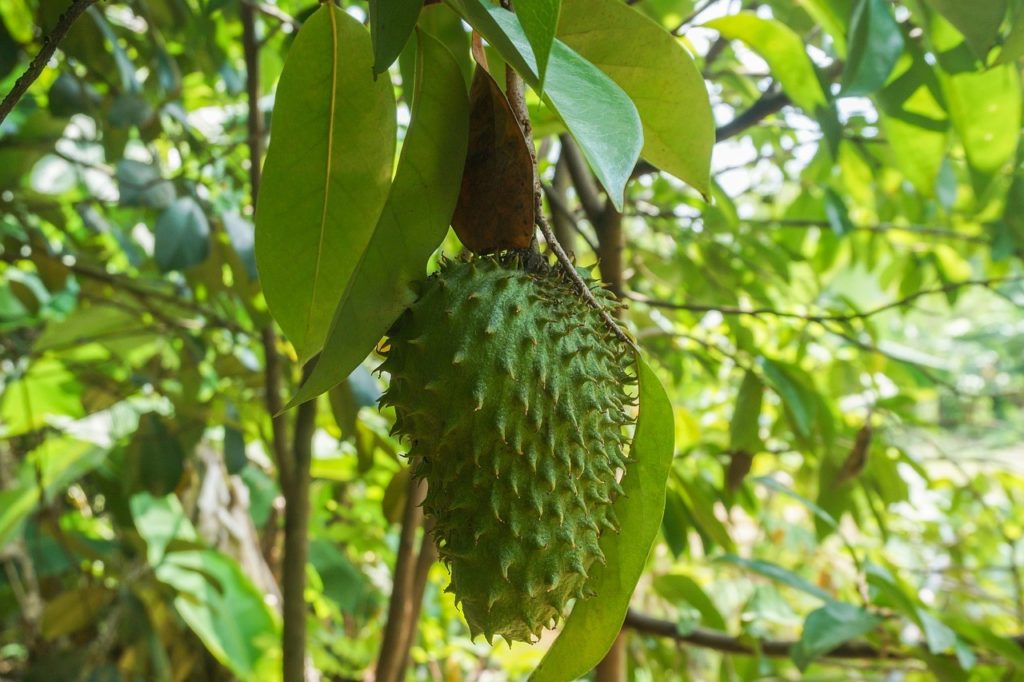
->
(379, 254), (636, 643)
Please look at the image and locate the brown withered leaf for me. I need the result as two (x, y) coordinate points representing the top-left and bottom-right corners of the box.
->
(450, 64), (534, 254)
(835, 424), (872, 487)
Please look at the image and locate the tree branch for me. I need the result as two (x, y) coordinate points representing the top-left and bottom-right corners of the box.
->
(715, 88), (790, 142)
(0, 0), (98, 126)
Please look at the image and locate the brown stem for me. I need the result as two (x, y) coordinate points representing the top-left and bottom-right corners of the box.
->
(283, 366), (317, 682)
(397, 519), (438, 676)
(375, 477), (427, 682)
(0, 0), (98, 125)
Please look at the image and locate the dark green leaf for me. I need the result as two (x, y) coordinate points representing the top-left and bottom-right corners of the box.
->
(532, 356), (674, 681)
(255, 4), (397, 360)
(289, 30), (469, 406)
(759, 357), (815, 438)
(154, 197), (210, 272)
(116, 159), (175, 209)
(842, 0), (904, 96)
(370, 0), (422, 75)
(309, 538), (375, 614)
(791, 602), (879, 670)
(823, 188), (854, 236)
(516, 0), (560, 87)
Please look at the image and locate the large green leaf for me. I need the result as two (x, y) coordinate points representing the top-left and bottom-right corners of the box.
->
(841, 0), (904, 96)
(131, 494), (281, 682)
(706, 13), (828, 114)
(446, 0), (642, 210)
(557, 0), (714, 197)
(255, 4), (396, 361)
(290, 31), (469, 407)
(941, 62), (1021, 195)
(369, 0), (422, 75)
(926, 0), (1007, 60)
(791, 602), (880, 670)
(516, 0), (560, 87)
(531, 355), (673, 682)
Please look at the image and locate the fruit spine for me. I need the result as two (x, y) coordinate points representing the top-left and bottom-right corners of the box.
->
(379, 255), (636, 643)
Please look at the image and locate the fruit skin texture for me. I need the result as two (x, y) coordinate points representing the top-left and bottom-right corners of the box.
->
(379, 255), (636, 643)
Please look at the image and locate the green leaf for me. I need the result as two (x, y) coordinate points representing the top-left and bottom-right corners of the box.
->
(131, 493), (281, 682)
(728, 370), (763, 452)
(516, 0), (560, 87)
(370, 0), (422, 75)
(255, 4), (396, 361)
(289, 30), (469, 407)
(875, 43), (949, 195)
(652, 573), (727, 630)
(926, 0), (1007, 60)
(705, 13), (828, 114)
(759, 357), (814, 438)
(557, 0), (713, 196)
(755, 476), (838, 530)
(791, 602), (879, 670)
(719, 554), (833, 602)
(116, 159), (175, 209)
(940, 62), (1021, 195)
(841, 0), (904, 96)
(532, 355), (673, 682)
(446, 0), (642, 210)
(155, 196), (210, 272)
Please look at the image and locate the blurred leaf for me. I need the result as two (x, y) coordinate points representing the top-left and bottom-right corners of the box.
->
(370, 0), (422, 74)
(309, 538), (375, 615)
(558, 0), (714, 196)
(533, 356), (673, 681)
(447, 0), (642, 210)
(290, 31), (468, 405)
(222, 211), (257, 281)
(41, 586), (114, 640)
(719, 554), (833, 602)
(131, 493), (281, 681)
(450, 64), (535, 254)
(729, 370), (763, 452)
(652, 573), (727, 630)
(130, 413), (186, 496)
(926, 0), (1006, 60)
(706, 13), (828, 113)
(841, 0), (904, 96)
(791, 602), (879, 670)
(255, 4), (397, 361)
(154, 197), (210, 272)
(116, 160), (175, 209)
(759, 357), (815, 438)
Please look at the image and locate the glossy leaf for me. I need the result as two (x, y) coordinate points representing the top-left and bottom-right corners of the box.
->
(290, 31), (469, 406)
(255, 4), (396, 361)
(370, 0), (422, 75)
(792, 602), (880, 670)
(842, 0), (904, 96)
(706, 13), (828, 114)
(446, 0), (642, 210)
(516, 0), (560, 87)
(154, 196), (210, 272)
(532, 355), (674, 682)
(557, 0), (713, 196)
(451, 65), (535, 253)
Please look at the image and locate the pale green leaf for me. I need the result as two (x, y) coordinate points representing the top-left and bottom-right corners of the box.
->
(926, 0), (1007, 60)
(706, 13), (828, 113)
(532, 356), (674, 681)
(290, 31), (469, 407)
(728, 370), (763, 452)
(446, 0), (643, 210)
(255, 4), (397, 361)
(719, 554), (833, 602)
(652, 573), (727, 630)
(558, 0), (714, 196)
(759, 357), (815, 438)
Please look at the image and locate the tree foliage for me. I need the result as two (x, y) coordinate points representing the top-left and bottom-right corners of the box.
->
(1, 0), (1023, 680)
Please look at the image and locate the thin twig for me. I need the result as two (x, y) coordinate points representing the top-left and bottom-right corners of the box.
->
(0, 0), (98, 126)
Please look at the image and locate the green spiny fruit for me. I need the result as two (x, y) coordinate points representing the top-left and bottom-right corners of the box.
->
(379, 254), (636, 643)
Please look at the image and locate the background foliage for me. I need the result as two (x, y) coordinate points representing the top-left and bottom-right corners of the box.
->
(1, 0), (1023, 680)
